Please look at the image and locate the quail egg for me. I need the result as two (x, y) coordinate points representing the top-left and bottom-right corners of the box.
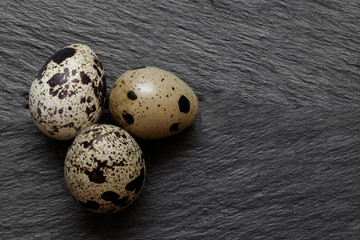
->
(109, 66), (198, 139)
(64, 124), (145, 213)
(29, 44), (106, 140)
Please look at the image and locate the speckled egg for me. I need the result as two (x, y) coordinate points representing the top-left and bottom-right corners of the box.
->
(64, 124), (146, 213)
(109, 67), (198, 139)
(29, 44), (106, 140)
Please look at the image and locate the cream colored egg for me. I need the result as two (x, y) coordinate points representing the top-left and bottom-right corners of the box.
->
(29, 44), (106, 140)
(64, 124), (146, 213)
(109, 67), (198, 139)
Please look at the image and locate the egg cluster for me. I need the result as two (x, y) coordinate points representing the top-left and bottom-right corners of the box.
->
(29, 44), (198, 213)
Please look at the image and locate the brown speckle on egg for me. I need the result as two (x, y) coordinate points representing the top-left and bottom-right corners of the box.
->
(178, 95), (190, 113)
(80, 71), (91, 85)
(170, 123), (180, 132)
(127, 91), (137, 100)
(122, 113), (134, 124)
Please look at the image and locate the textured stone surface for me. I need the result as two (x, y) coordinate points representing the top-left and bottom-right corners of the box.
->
(1, 1), (360, 239)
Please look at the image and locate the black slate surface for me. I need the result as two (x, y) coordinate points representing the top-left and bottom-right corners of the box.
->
(1, 1), (360, 239)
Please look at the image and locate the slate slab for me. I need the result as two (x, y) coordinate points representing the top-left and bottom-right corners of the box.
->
(1, 1), (360, 239)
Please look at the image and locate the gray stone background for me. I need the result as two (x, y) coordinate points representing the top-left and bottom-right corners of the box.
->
(1, 1), (360, 239)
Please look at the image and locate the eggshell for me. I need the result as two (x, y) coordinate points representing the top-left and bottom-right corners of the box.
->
(29, 44), (106, 140)
(64, 124), (146, 213)
(109, 66), (198, 139)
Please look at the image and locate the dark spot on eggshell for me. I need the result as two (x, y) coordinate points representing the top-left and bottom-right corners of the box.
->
(90, 126), (101, 133)
(80, 71), (91, 85)
(58, 89), (68, 99)
(112, 160), (125, 167)
(93, 158), (108, 171)
(114, 196), (130, 206)
(47, 72), (68, 87)
(80, 97), (86, 103)
(170, 123), (179, 132)
(51, 48), (76, 64)
(101, 191), (119, 201)
(94, 58), (103, 70)
(101, 191), (130, 207)
(127, 91), (137, 100)
(62, 122), (74, 128)
(100, 76), (106, 108)
(72, 69), (76, 76)
(92, 80), (104, 100)
(125, 168), (145, 194)
(178, 95), (190, 113)
(37, 107), (42, 117)
(36, 48), (76, 80)
(93, 65), (101, 77)
(59, 109), (63, 114)
(68, 106), (72, 110)
(83, 141), (90, 148)
(52, 125), (59, 132)
(122, 113), (134, 124)
(78, 200), (100, 210)
(49, 88), (59, 97)
(85, 169), (106, 183)
(114, 131), (121, 138)
(68, 90), (75, 97)
(85, 105), (96, 117)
